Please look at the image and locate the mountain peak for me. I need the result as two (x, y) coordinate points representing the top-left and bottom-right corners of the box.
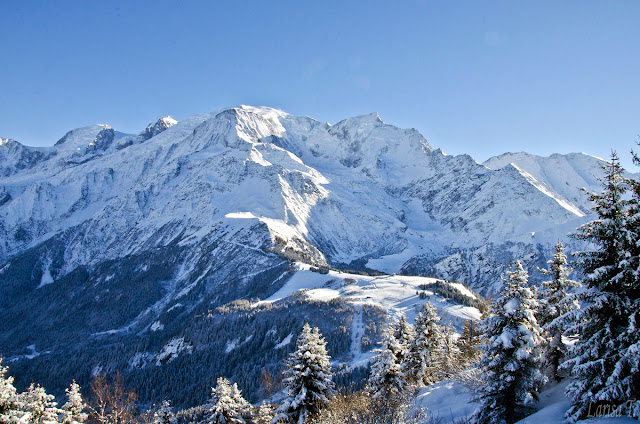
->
(0, 137), (19, 147)
(332, 112), (384, 130)
(141, 116), (178, 140)
(54, 124), (110, 147)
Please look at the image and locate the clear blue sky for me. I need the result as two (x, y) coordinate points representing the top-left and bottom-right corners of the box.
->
(1, 1), (639, 169)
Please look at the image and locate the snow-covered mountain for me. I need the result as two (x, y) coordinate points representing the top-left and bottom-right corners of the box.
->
(484, 151), (619, 216)
(0, 106), (603, 280)
(0, 105), (620, 404)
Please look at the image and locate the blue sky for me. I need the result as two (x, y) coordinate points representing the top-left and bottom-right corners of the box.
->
(1, 1), (639, 169)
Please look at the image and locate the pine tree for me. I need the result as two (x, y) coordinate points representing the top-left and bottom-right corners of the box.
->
(19, 383), (62, 424)
(253, 401), (274, 424)
(152, 400), (176, 424)
(439, 323), (461, 378)
(402, 302), (444, 386)
(204, 377), (253, 424)
(367, 323), (405, 398)
(537, 242), (580, 382)
(62, 381), (88, 424)
(273, 323), (335, 424)
(616, 146), (640, 418)
(393, 314), (414, 364)
(473, 261), (544, 424)
(0, 358), (21, 424)
(457, 320), (482, 365)
(562, 153), (640, 420)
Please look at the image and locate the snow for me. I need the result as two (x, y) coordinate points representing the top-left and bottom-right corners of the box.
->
(448, 282), (478, 300)
(150, 321), (164, 332)
(8, 344), (46, 362)
(159, 116), (178, 126)
(414, 380), (477, 422)
(256, 264), (482, 330)
(510, 380), (640, 423)
(513, 382), (571, 424)
(304, 288), (340, 302)
(274, 334), (293, 349)
(579, 416), (640, 423)
(225, 335), (254, 353)
(155, 337), (192, 365)
(225, 212), (259, 219)
(0, 104), (611, 324)
(412, 379), (639, 424)
(511, 163), (586, 217)
(1, 105), (597, 274)
(37, 262), (54, 288)
(349, 305), (364, 360)
(225, 339), (239, 353)
(483, 151), (628, 217)
(505, 298), (520, 314)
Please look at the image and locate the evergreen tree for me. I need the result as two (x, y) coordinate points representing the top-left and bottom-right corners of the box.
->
(537, 242), (580, 382)
(617, 146), (640, 418)
(438, 323), (461, 378)
(19, 383), (62, 424)
(473, 261), (544, 424)
(204, 377), (253, 424)
(0, 358), (21, 424)
(253, 401), (274, 424)
(62, 381), (88, 424)
(562, 153), (640, 420)
(152, 400), (176, 424)
(402, 302), (444, 386)
(392, 314), (414, 361)
(367, 323), (405, 398)
(457, 320), (482, 365)
(273, 323), (335, 424)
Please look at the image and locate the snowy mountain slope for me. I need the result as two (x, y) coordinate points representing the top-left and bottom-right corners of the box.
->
(255, 264), (482, 367)
(483, 151), (638, 215)
(258, 264), (481, 324)
(0, 104), (618, 408)
(413, 379), (639, 424)
(0, 138), (54, 177)
(0, 105), (591, 290)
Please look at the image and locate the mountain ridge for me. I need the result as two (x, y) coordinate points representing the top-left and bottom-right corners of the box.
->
(0, 106), (606, 280)
(1, 104), (629, 406)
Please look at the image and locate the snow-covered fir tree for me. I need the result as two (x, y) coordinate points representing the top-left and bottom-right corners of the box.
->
(393, 314), (414, 363)
(19, 383), (62, 424)
(619, 146), (640, 418)
(273, 323), (335, 424)
(61, 380), (88, 424)
(0, 358), (21, 424)
(253, 401), (274, 424)
(537, 242), (580, 382)
(457, 320), (482, 365)
(152, 400), (176, 424)
(562, 152), (640, 420)
(204, 377), (253, 424)
(439, 323), (461, 378)
(367, 323), (406, 398)
(473, 261), (544, 424)
(402, 302), (444, 386)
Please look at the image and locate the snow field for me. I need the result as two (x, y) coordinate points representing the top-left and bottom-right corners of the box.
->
(258, 264), (479, 322)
